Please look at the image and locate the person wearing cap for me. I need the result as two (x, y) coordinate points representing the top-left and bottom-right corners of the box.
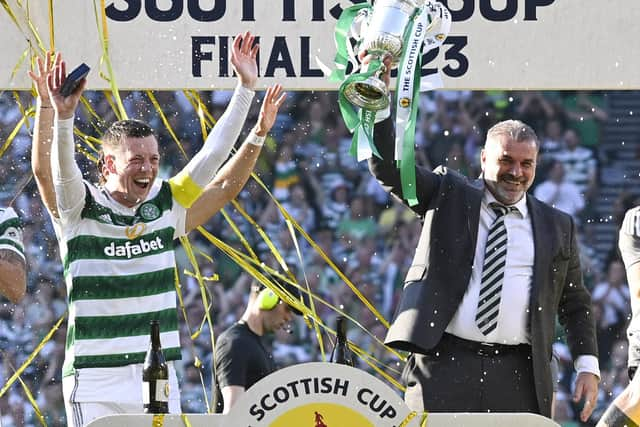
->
(214, 277), (304, 413)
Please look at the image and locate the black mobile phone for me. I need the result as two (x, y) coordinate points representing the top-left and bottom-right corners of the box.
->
(60, 63), (90, 97)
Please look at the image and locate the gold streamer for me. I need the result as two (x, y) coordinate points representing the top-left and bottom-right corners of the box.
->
(11, 47), (29, 82)
(0, 312), (66, 398)
(0, 0), (46, 53)
(194, 227), (406, 367)
(420, 412), (429, 426)
(151, 414), (164, 427)
(0, 113), (28, 158)
(351, 346), (404, 390)
(181, 90), (210, 139)
(79, 97), (108, 133)
(250, 175), (391, 329)
(183, 90), (217, 127)
(16, 375), (47, 426)
(173, 265), (212, 414)
(93, 0), (127, 119)
(230, 199), (288, 271)
(103, 90), (125, 122)
(47, 0), (54, 51)
(75, 144), (99, 164)
(179, 235), (217, 413)
(0, 0), (23, 30)
(183, 270), (218, 282)
(285, 218), (327, 361)
(219, 207), (259, 261)
(400, 411), (418, 427)
(73, 129), (102, 155)
(180, 414), (193, 427)
(2, 354), (47, 426)
(146, 90), (188, 159)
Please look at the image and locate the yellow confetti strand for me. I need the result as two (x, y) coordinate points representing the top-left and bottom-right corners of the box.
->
(11, 47), (29, 82)
(0, 112), (28, 158)
(16, 375), (47, 426)
(179, 235), (217, 413)
(219, 207), (259, 261)
(146, 90), (188, 160)
(230, 199), (289, 272)
(47, 0), (54, 51)
(0, 312), (66, 398)
(183, 90), (217, 127)
(0, 0), (46, 53)
(351, 346), (404, 391)
(180, 414), (193, 427)
(103, 90), (126, 122)
(173, 266), (212, 414)
(251, 175), (391, 329)
(73, 129), (102, 155)
(194, 225), (400, 356)
(284, 218), (327, 361)
(93, 0), (127, 119)
(152, 414), (164, 427)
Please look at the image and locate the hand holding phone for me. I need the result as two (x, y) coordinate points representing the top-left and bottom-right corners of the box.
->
(60, 63), (90, 97)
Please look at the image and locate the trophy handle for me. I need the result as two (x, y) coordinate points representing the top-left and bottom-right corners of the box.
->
(343, 59), (390, 111)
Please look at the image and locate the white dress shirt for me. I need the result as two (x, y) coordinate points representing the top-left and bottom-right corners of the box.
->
(446, 191), (533, 344)
(445, 190), (599, 377)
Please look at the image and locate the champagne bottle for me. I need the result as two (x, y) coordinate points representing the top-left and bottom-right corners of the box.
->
(142, 320), (169, 414)
(330, 316), (354, 366)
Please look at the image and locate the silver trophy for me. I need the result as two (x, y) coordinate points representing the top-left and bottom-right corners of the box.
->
(344, 0), (429, 111)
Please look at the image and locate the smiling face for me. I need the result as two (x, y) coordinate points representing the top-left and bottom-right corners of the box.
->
(104, 135), (160, 207)
(481, 121), (539, 205)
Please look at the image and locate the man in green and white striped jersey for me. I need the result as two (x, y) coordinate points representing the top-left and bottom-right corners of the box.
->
(0, 206), (26, 303)
(42, 32), (287, 426)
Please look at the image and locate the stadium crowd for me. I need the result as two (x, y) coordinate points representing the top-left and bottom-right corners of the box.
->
(0, 87), (628, 426)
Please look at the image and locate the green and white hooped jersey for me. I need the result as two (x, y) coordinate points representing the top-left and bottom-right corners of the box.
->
(58, 180), (185, 377)
(0, 206), (25, 261)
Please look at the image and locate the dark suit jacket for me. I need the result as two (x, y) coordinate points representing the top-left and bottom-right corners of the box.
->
(369, 117), (598, 418)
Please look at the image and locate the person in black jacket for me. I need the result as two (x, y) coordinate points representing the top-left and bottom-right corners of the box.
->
(364, 54), (599, 421)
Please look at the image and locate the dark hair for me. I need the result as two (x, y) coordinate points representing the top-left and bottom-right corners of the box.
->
(486, 119), (539, 150)
(97, 119), (155, 185)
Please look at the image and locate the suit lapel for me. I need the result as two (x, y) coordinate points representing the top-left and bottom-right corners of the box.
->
(466, 178), (484, 248)
(528, 197), (553, 328)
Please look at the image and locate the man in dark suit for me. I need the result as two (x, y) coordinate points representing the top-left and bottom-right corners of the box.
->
(366, 58), (599, 422)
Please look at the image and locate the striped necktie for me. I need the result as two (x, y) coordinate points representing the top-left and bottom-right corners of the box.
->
(475, 203), (518, 336)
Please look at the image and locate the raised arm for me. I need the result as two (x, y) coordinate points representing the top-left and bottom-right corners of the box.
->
(170, 32), (260, 209)
(362, 54), (439, 216)
(184, 84), (287, 232)
(0, 207), (26, 303)
(28, 52), (60, 218)
(47, 59), (87, 220)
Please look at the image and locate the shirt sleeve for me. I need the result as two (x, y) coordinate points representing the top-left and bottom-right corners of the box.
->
(575, 354), (600, 379)
(0, 207), (25, 262)
(169, 84), (255, 209)
(214, 333), (251, 388)
(52, 117), (86, 224)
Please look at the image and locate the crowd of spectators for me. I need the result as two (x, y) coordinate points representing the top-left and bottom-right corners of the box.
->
(0, 87), (627, 426)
